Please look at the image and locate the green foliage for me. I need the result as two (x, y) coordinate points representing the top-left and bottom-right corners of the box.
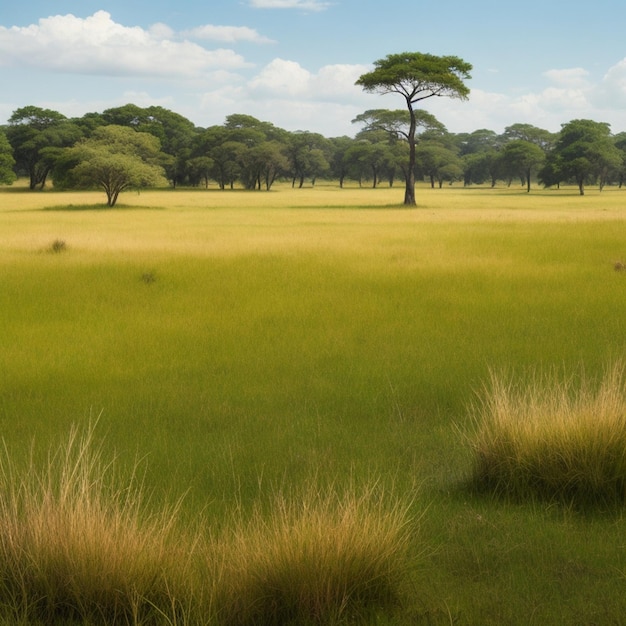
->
(355, 52), (472, 102)
(499, 140), (546, 191)
(56, 125), (168, 206)
(542, 119), (623, 194)
(0, 131), (16, 185)
(6, 106), (83, 189)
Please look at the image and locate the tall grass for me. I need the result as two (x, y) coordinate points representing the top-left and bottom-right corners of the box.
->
(0, 422), (205, 624)
(0, 424), (414, 625)
(467, 362), (626, 506)
(214, 484), (414, 626)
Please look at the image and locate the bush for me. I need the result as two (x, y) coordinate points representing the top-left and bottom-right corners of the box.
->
(49, 239), (67, 253)
(467, 362), (626, 507)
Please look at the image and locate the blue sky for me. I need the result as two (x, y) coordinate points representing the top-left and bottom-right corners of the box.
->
(1, 0), (625, 137)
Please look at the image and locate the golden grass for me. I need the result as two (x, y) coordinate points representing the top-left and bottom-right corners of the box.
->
(467, 362), (626, 506)
(0, 423), (414, 625)
(2, 183), (626, 270)
(213, 485), (414, 625)
(0, 422), (203, 624)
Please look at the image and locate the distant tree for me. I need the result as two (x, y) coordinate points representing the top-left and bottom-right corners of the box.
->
(500, 140), (546, 192)
(187, 156), (214, 188)
(343, 141), (391, 188)
(71, 111), (107, 137)
(415, 141), (463, 187)
(453, 129), (505, 186)
(613, 132), (626, 188)
(356, 52), (471, 205)
(0, 131), (16, 185)
(544, 119), (622, 195)
(328, 136), (355, 188)
(102, 104), (199, 187)
(286, 131), (331, 187)
(455, 128), (503, 156)
(247, 141), (290, 190)
(54, 125), (167, 206)
(502, 123), (555, 151)
(209, 140), (246, 189)
(6, 106), (83, 189)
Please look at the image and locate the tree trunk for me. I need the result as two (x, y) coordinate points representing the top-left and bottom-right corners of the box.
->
(404, 101), (417, 206)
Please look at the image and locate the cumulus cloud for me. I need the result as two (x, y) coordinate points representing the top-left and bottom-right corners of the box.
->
(184, 24), (275, 44)
(248, 0), (331, 10)
(249, 59), (369, 102)
(543, 67), (590, 88)
(597, 58), (626, 107)
(0, 11), (249, 78)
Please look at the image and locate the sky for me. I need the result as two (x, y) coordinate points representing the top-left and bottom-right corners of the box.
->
(1, 0), (626, 138)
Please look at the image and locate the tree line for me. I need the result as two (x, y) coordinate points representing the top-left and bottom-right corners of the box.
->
(1, 76), (625, 205)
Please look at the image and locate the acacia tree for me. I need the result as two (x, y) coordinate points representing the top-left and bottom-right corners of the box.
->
(356, 52), (471, 205)
(55, 125), (167, 206)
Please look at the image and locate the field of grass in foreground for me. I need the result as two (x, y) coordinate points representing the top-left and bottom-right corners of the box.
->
(2, 182), (626, 623)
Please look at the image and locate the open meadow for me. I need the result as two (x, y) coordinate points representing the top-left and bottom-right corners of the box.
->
(2, 181), (626, 624)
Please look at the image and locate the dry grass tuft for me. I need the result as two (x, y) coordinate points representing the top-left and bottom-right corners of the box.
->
(0, 426), (414, 624)
(212, 484), (414, 626)
(0, 423), (205, 624)
(467, 362), (626, 507)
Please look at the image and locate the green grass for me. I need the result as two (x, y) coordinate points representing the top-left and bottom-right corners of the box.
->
(3, 182), (626, 623)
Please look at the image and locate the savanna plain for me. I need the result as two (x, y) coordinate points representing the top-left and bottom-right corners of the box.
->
(2, 182), (626, 624)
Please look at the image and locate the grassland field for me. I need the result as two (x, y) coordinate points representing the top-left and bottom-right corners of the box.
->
(2, 180), (626, 624)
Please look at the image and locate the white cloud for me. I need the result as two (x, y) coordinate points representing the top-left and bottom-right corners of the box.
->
(184, 24), (275, 44)
(249, 58), (311, 96)
(543, 67), (590, 88)
(249, 59), (369, 102)
(0, 11), (249, 78)
(248, 0), (331, 10)
(597, 58), (626, 107)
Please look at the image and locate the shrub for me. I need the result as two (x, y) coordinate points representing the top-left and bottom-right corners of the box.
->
(467, 362), (626, 507)
(49, 239), (67, 253)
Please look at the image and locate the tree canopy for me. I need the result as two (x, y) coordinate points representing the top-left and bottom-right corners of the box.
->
(55, 125), (167, 206)
(540, 119), (623, 195)
(6, 106), (83, 189)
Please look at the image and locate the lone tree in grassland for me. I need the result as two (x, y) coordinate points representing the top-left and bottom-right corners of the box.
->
(356, 52), (472, 205)
(55, 125), (167, 207)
